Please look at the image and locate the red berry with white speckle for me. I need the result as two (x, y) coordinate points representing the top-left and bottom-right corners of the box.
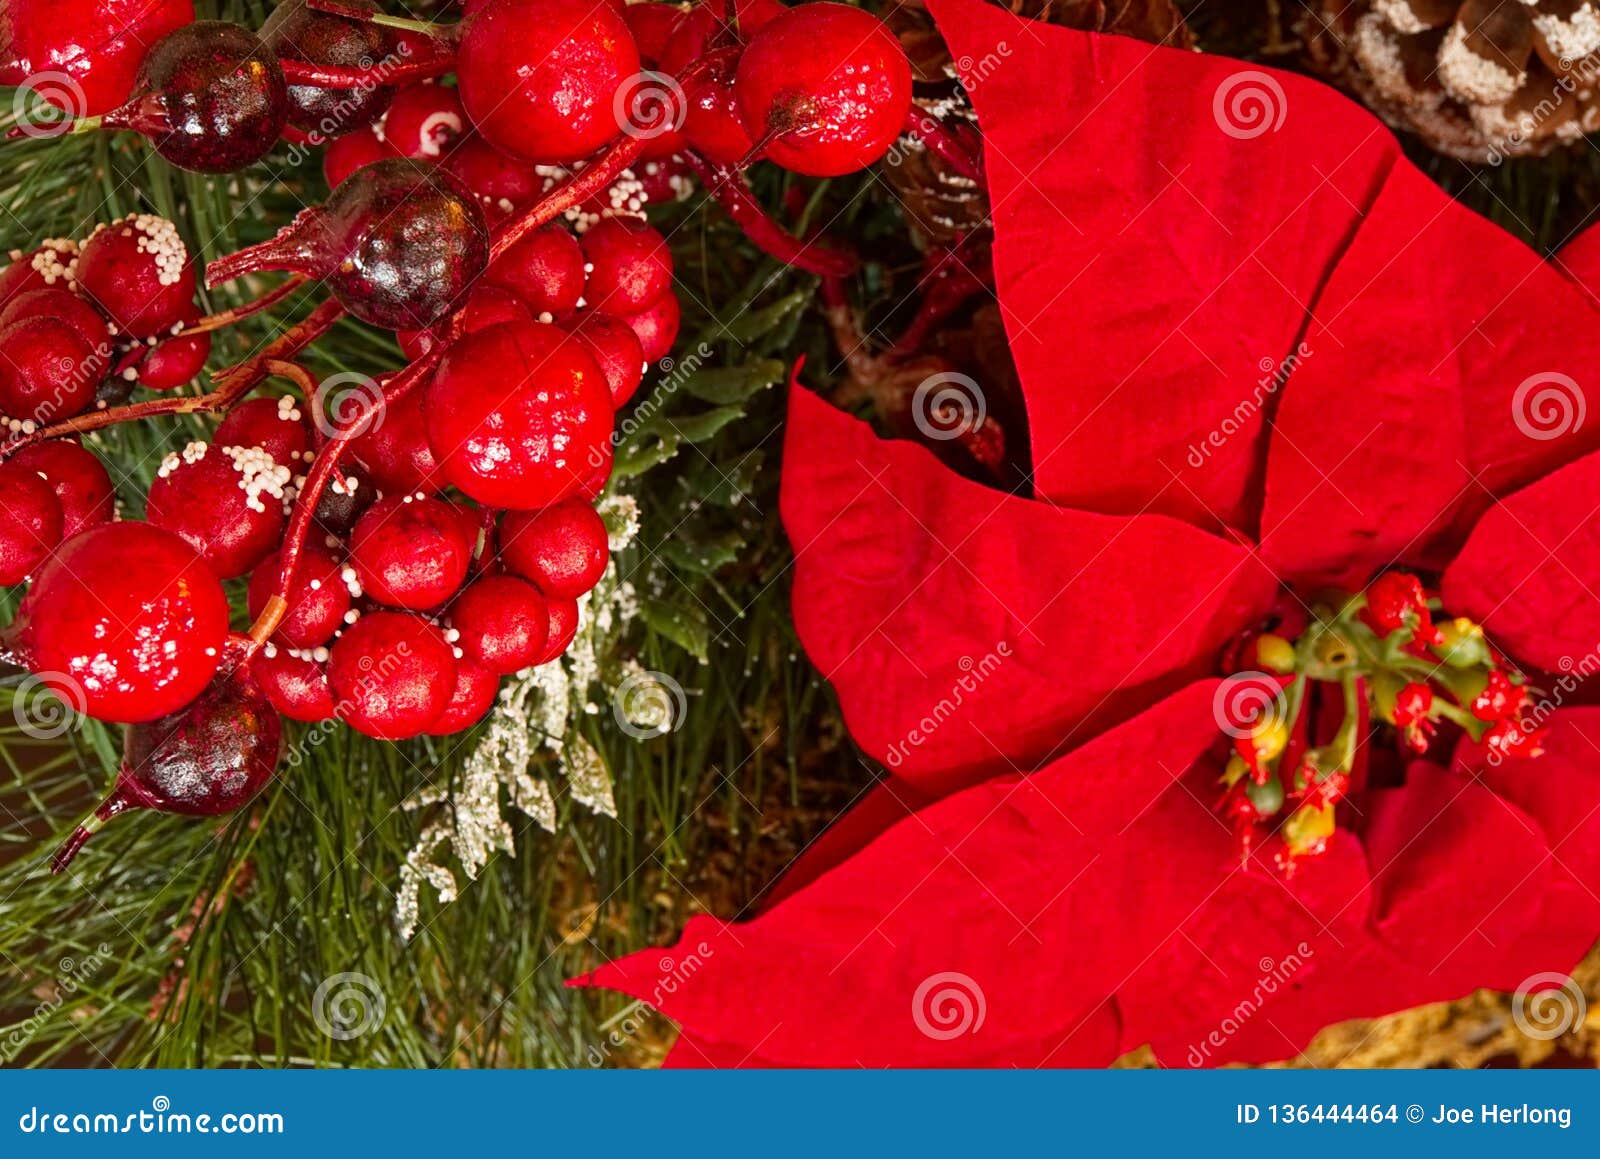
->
(500, 501), (609, 599)
(247, 541), (353, 649)
(0, 240), (80, 308)
(254, 646), (337, 722)
(328, 610), (457, 740)
(8, 441), (115, 539)
(146, 442), (291, 579)
(0, 288), (111, 355)
(2, 522), (230, 723)
(450, 575), (550, 675)
(380, 81), (466, 160)
(215, 396), (312, 466)
(76, 214), (197, 339)
(350, 494), (476, 609)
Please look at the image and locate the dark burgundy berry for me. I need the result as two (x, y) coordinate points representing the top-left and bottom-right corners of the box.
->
(96, 21), (290, 173)
(618, 290), (680, 364)
(8, 440), (115, 539)
(315, 468), (374, 536)
(146, 442), (290, 579)
(486, 224), (586, 318)
(425, 319), (614, 509)
(328, 610), (457, 740)
(0, 316), (102, 423)
(533, 594), (580, 664)
(2, 522), (230, 723)
(51, 665), (283, 873)
(206, 158), (490, 330)
(0, 462), (64, 585)
(254, 645), (337, 723)
(733, 2), (912, 177)
(248, 541), (354, 649)
(425, 662), (499, 734)
(580, 217), (673, 315)
(261, 0), (395, 136)
(137, 307), (213, 390)
(215, 395), (312, 466)
(450, 575), (550, 674)
(379, 80), (466, 159)
(501, 501), (609, 598)
(75, 214), (197, 339)
(456, 0), (641, 164)
(566, 312), (645, 407)
(349, 389), (447, 493)
(349, 494), (476, 609)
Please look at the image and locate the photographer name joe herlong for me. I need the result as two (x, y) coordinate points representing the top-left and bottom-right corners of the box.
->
(1430, 1105), (1571, 1129)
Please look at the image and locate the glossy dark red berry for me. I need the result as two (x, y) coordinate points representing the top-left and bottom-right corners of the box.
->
(146, 442), (290, 579)
(734, 2), (911, 177)
(98, 21), (290, 173)
(486, 224), (587, 317)
(261, 0), (395, 136)
(456, 0), (641, 164)
(328, 610), (457, 739)
(7, 440), (115, 539)
(425, 319), (615, 509)
(349, 494), (476, 609)
(248, 541), (353, 649)
(207, 158), (489, 330)
(0, 0), (195, 117)
(75, 214), (197, 339)
(449, 575), (550, 674)
(500, 501), (609, 598)
(0, 316), (101, 423)
(2, 522), (230, 723)
(0, 461), (63, 586)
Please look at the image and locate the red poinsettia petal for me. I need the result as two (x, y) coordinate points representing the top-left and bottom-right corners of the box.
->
(1263, 163), (1600, 585)
(573, 683), (1230, 1067)
(1442, 447), (1600, 674)
(783, 386), (1272, 795)
(1554, 226), (1600, 309)
(927, 0), (1399, 534)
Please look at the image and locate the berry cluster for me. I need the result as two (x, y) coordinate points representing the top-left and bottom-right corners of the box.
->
(1216, 572), (1543, 871)
(1, 0), (920, 872)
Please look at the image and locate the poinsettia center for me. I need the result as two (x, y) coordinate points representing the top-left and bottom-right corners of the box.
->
(1216, 572), (1543, 872)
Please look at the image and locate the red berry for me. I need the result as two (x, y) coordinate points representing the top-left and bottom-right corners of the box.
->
(137, 308), (213, 390)
(323, 123), (385, 189)
(425, 661), (499, 734)
(566, 312), (646, 406)
(146, 443), (290, 579)
(350, 494), (476, 609)
(456, 0), (641, 164)
(532, 594), (581, 664)
(0, 240), (80, 308)
(215, 395), (313, 466)
(0, 461), (64, 585)
(8, 440), (115, 539)
(683, 58), (756, 166)
(0, 0), (194, 117)
(734, 2), (911, 177)
(440, 134), (543, 225)
(580, 217), (673, 315)
(500, 501), (609, 598)
(349, 388), (447, 492)
(328, 610), (457, 739)
(380, 80), (466, 159)
(396, 282), (531, 361)
(76, 214), (196, 339)
(450, 575), (551, 674)
(248, 542), (353, 649)
(486, 225), (587, 318)
(618, 289), (680, 363)
(3, 522), (230, 723)
(254, 646), (337, 722)
(0, 287), (111, 354)
(0, 316), (102, 423)
(100, 21), (290, 173)
(207, 158), (489, 330)
(623, 2), (682, 64)
(425, 319), (615, 509)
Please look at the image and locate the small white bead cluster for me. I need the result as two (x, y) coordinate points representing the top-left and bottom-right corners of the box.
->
(156, 440), (210, 479)
(91, 213), (188, 288)
(220, 444), (294, 515)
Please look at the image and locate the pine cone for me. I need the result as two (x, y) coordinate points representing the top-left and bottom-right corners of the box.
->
(885, 0), (1192, 244)
(1302, 0), (1600, 161)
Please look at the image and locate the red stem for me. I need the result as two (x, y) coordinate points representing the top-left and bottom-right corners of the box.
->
(277, 50), (456, 89)
(51, 789), (134, 875)
(889, 242), (990, 355)
(684, 152), (859, 277)
(181, 276), (311, 338)
(490, 135), (647, 261)
(902, 107), (984, 185)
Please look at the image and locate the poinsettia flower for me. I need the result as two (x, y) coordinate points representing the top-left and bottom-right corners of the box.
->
(574, 0), (1600, 1065)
